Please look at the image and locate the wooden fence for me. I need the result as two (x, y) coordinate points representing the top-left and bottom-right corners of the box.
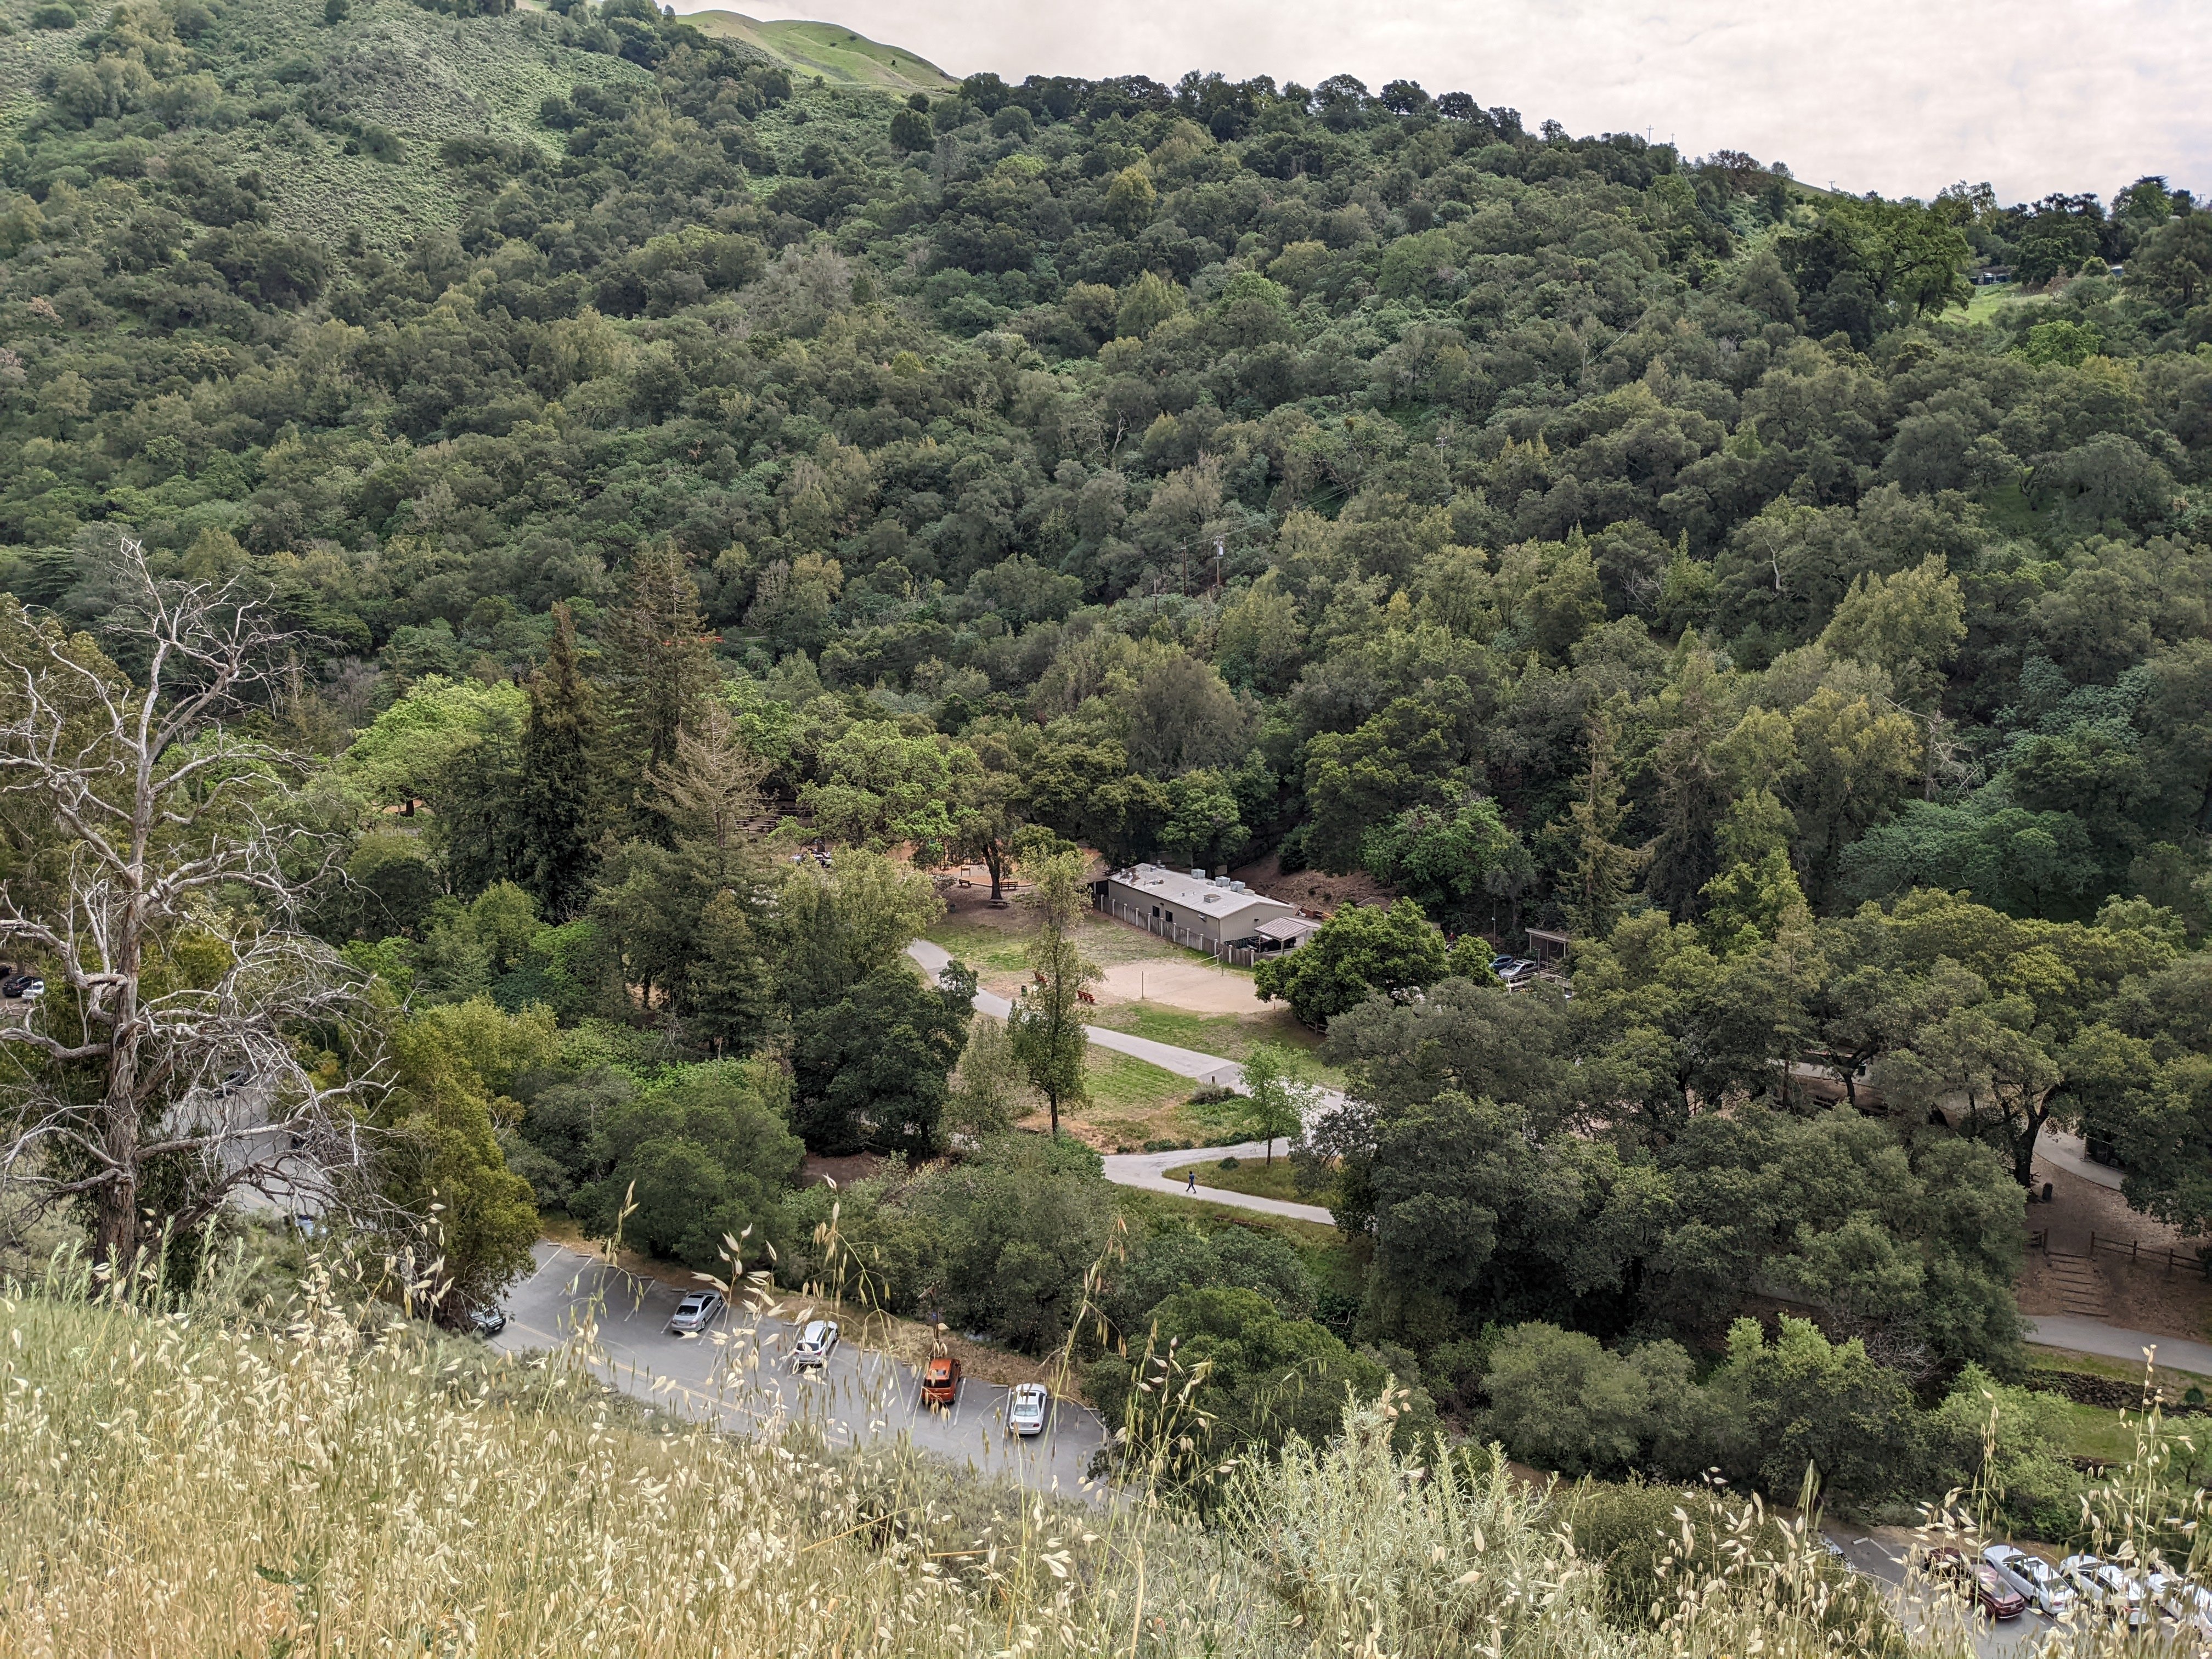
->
(2031, 1227), (2212, 1278)
(1100, 900), (1266, 967)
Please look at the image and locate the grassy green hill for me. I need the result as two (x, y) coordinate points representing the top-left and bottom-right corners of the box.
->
(675, 10), (952, 91)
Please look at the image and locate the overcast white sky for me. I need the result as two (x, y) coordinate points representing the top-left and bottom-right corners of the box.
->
(679, 0), (2209, 205)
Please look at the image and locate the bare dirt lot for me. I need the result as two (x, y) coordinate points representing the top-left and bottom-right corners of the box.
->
(1093, 957), (1262, 1012)
(929, 873), (1264, 1011)
(925, 872), (1319, 1150)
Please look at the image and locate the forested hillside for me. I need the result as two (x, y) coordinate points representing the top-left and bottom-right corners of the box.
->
(4, 0), (2207, 919)
(5, 0), (2212, 1532)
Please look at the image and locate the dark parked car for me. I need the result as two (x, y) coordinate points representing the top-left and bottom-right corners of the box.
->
(1971, 1562), (2028, 1620)
(1928, 1548), (2028, 1620)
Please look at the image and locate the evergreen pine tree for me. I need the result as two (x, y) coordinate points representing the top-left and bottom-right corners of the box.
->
(605, 542), (715, 833)
(517, 603), (603, 919)
(1563, 709), (1647, 941)
(1007, 851), (1100, 1137)
(1644, 640), (1730, 921)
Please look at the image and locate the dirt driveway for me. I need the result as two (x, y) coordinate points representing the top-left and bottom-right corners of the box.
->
(1093, 958), (1263, 1013)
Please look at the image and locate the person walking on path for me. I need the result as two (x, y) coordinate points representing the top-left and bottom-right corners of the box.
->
(1186, 1169), (1197, 1195)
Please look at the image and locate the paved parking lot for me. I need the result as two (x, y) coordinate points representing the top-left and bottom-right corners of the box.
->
(1831, 1531), (2070, 1659)
(491, 1242), (1109, 1499)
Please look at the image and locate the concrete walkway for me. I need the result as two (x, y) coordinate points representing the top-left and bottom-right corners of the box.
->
(2034, 1127), (2125, 1192)
(2024, 1315), (2212, 1377)
(907, 939), (1338, 1224)
(1101, 1143), (1339, 1225)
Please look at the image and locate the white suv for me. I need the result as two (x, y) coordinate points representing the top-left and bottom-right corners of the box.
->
(792, 1319), (840, 1369)
(1984, 1545), (2073, 1616)
(1008, 1383), (1049, 1436)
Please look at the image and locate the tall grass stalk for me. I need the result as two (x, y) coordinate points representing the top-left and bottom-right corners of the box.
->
(9, 1220), (2212, 1657)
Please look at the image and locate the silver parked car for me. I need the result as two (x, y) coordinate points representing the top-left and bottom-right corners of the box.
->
(665, 1289), (724, 1335)
(1984, 1545), (2074, 1616)
(2061, 1555), (2149, 1626)
(2159, 1579), (2212, 1638)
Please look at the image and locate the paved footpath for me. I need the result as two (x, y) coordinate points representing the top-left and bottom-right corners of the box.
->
(907, 939), (1339, 1224)
(1099, 1142), (1338, 1224)
(2023, 1314), (2212, 1375)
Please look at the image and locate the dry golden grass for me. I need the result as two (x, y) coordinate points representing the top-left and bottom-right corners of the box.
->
(0, 1255), (1153, 1659)
(7, 1243), (2205, 1659)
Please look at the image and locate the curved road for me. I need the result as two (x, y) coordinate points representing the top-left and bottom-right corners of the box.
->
(907, 939), (1339, 1224)
(492, 1240), (1109, 1497)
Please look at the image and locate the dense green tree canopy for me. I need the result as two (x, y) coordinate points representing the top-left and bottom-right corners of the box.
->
(4, 0), (2211, 1511)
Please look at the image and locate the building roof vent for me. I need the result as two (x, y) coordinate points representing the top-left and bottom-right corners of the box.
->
(1190, 868), (1206, 881)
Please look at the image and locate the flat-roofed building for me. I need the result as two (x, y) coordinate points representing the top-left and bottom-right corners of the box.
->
(1099, 864), (1301, 950)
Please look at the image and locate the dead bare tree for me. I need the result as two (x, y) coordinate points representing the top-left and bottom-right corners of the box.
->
(0, 539), (379, 1272)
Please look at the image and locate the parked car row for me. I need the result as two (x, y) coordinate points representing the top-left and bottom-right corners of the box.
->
(0, 963), (45, 1001)
(662, 1297), (1054, 1429)
(1928, 1543), (2212, 1633)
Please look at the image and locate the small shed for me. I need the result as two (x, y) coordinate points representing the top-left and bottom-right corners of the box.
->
(1252, 915), (1320, 951)
(1525, 927), (1571, 974)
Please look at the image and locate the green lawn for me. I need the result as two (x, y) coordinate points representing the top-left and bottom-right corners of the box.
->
(926, 917), (1033, 975)
(2028, 1347), (2212, 1393)
(1116, 1187), (1346, 1251)
(2024, 1352), (2212, 1468)
(2051, 1400), (2146, 1464)
(1167, 1156), (1339, 1208)
(1957, 281), (2046, 324)
(1083, 1001), (1325, 1061)
(1024, 1048), (1214, 1149)
(1084, 1048), (1194, 1113)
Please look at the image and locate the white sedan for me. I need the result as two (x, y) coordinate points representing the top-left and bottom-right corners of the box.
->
(1008, 1383), (1049, 1436)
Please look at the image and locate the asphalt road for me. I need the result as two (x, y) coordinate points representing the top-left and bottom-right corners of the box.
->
(494, 1251), (2115, 1654)
(491, 1242), (1110, 1500)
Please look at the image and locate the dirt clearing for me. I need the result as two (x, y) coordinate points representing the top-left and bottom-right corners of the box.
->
(1093, 958), (1262, 1012)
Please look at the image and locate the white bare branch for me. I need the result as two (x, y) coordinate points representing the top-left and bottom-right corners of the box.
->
(0, 539), (373, 1267)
